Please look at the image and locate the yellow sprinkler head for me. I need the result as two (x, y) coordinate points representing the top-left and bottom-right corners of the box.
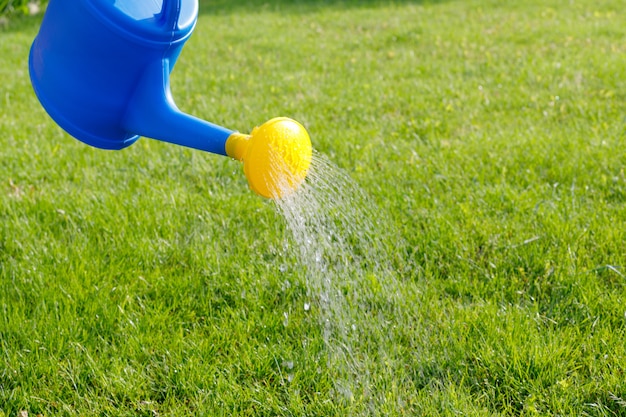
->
(225, 117), (313, 199)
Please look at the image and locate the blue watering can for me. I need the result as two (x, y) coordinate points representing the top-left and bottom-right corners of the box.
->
(29, 0), (312, 198)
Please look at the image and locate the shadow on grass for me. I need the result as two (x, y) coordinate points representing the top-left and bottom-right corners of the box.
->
(200, 0), (449, 14)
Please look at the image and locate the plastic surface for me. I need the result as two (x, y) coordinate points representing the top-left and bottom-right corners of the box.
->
(225, 118), (313, 199)
(29, 0), (233, 154)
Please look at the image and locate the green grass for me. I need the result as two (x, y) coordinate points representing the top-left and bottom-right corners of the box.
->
(2, 0), (626, 415)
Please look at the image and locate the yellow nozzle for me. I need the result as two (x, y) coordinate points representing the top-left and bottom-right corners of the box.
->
(226, 117), (313, 199)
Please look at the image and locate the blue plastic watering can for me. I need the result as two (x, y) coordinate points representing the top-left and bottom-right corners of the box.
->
(29, 0), (312, 198)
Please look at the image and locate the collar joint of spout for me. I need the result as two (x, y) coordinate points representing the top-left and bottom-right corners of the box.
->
(225, 132), (251, 161)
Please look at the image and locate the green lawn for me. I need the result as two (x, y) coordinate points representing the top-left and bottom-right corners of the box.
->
(2, 0), (626, 415)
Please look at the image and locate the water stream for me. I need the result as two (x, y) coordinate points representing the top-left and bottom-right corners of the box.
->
(273, 151), (411, 413)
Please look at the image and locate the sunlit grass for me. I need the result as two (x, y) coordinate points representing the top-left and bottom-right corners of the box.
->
(1, 0), (626, 415)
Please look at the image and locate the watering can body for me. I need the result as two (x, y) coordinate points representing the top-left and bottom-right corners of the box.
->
(30, 0), (314, 199)
(29, 0), (233, 154)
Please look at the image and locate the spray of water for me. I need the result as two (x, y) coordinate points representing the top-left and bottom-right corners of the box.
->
(271, 150), (412, 413)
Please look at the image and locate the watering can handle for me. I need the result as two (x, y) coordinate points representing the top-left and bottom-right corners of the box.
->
(159, 0), (182, 29)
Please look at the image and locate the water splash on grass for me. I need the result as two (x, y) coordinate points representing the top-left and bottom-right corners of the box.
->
(273, 150), (411, 413)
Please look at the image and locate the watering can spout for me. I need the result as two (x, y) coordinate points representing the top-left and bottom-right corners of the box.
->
(123, 59), (232, 156)
(224, 118), (313, 199)
(122, 0), (232, 155)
